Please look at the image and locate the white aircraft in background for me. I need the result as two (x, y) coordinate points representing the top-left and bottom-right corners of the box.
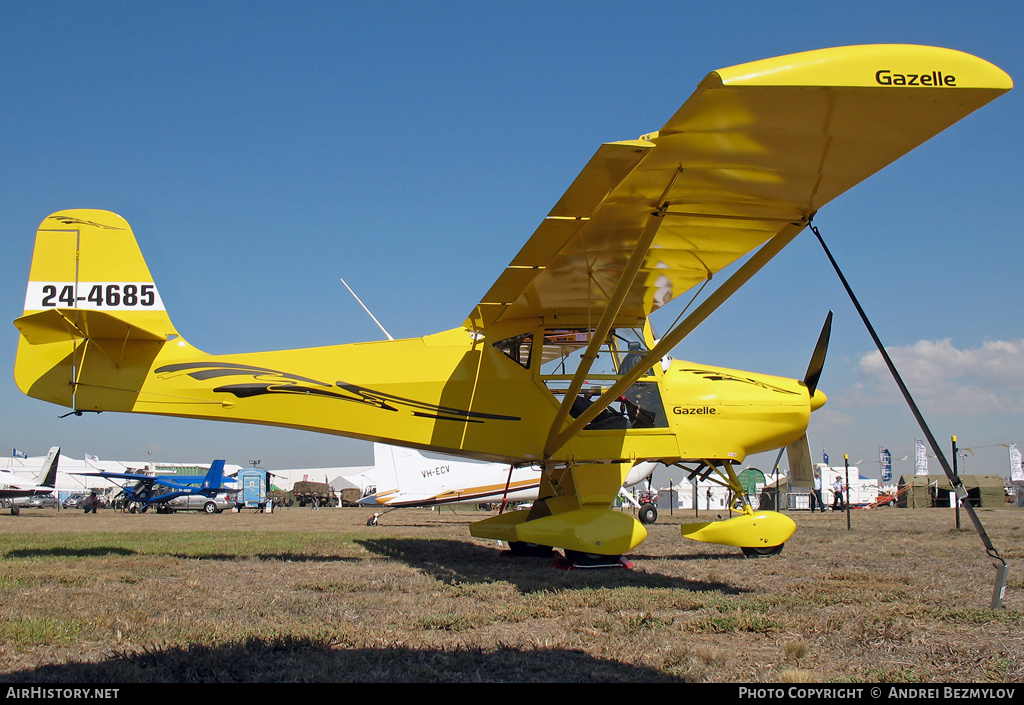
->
(363, 443), (659, 523)
(0, 447), (60, 514)
(365, 443), (541, 508)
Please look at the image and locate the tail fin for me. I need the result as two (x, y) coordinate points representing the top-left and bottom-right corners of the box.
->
(36, 446), (60, 487)
(14, 210), (181, 412)
(368, 443), (401, 504)
(368, 443), (444, 505)
(201, 459), (226, 491)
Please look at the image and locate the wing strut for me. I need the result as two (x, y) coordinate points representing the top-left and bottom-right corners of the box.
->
(544, 219), (808, 458)
(543, 167), (684, 457)
(809, 220), (1009, 608)
(542, 207), (668, 457)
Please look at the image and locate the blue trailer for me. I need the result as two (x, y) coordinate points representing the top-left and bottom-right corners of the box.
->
(236, 468), (270, 512)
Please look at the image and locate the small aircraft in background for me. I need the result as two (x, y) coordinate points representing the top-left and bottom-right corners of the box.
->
(363, 442), (660, 527)
(77, 460), (236, 514)
(364, 442), (541, 509)
(0, 447), (61, 515)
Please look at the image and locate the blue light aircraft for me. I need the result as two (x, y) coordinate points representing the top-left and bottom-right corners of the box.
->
(79, 460), (236, 514)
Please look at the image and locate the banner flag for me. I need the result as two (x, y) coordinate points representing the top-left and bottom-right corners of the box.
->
(12, 448), (28, 459)
(880, 447), (892, 483)
(1010, 444), (1023, 482)
(915, 439), (929, 476)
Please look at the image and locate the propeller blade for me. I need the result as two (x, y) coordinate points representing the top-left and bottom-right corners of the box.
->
(786, 434), (814, 486)
(803, 310), (833, 397)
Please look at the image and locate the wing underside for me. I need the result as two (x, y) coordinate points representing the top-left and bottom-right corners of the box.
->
(467, 45), (1012, 331)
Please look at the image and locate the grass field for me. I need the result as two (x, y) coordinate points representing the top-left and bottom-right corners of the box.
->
(0, 504), (1021, 683)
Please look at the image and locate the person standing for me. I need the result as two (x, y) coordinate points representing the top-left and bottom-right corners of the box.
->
(811, 471), (824, 513)
(832, 476), (844, 511)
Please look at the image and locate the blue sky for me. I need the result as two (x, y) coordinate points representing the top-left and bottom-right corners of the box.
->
(1, 1), (1021, 481)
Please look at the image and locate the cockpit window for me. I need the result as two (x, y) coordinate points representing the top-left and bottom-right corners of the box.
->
(493, 333), (533, 369)
(539, 328), (652, 377)
(538, 327), (668, 429)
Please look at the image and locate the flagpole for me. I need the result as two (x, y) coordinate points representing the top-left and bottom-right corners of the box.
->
(952, 436), (961, 530)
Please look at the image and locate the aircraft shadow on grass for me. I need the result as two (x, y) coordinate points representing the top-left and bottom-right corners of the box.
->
(4, 637), (688, 683)
(4, 546), (138, 559)
(162, 552), (363, 564)
(356, 537), (750, 594)
(2, 547), (361, 563)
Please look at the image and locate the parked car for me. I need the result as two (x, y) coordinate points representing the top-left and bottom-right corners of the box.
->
(62, 493), (88, 509)
(64, 493), (109, 510)
(21, 494), (58, 509)
(164, 492), (234, 514)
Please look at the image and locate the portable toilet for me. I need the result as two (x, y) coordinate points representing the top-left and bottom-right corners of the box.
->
(237, 468), (270, 512)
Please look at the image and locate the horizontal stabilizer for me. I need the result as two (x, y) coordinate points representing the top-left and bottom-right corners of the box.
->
(15, 308), (168, 346)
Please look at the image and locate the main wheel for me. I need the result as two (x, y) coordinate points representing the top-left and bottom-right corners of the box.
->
(638, 503), (658, 524)
(507, 541), (553, 557)
(741, 543), (785, 557)
(563, 549), (623, 567)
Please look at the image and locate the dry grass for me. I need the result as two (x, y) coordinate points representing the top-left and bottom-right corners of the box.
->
(0, 504), (1021, 683)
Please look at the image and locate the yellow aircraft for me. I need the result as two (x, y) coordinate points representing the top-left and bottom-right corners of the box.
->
(14, 45), (1011, 565)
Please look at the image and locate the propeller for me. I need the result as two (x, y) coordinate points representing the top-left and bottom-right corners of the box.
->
(785, 433), (814, 486)
(802, 310), (833, 397)
(786, 311), (834, 487)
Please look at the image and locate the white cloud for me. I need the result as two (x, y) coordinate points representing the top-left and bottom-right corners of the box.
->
(851, 338), (1024, 416)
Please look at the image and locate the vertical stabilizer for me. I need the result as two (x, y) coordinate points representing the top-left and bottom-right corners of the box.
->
(37, 446), (60, 488)
(14, 210), (185, 412)
(202, 460), (226, 491)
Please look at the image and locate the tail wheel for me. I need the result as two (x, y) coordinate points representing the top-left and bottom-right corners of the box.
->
(741, 544), (785, 558)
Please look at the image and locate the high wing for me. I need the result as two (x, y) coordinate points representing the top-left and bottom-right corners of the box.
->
(0, 487), (56, 499)
(467, 45), (1012, 332)
(76, 471), (158, 483)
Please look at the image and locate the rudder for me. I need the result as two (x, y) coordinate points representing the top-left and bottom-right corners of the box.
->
(201, 459), (226, 492)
